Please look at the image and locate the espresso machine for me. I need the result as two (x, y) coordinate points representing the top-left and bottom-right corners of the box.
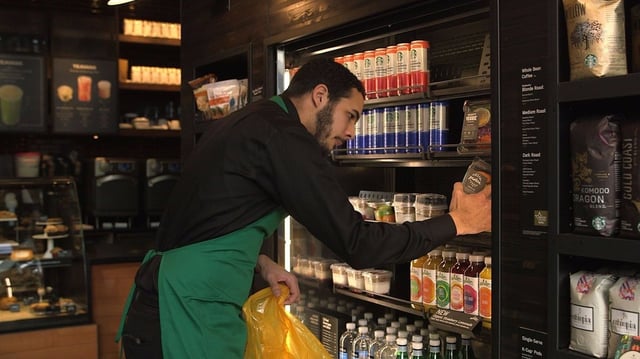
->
(144, 158), (181, 228)
(86, 157), (139, 229)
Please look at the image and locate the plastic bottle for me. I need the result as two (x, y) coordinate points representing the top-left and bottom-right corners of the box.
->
(395, 337), (410, 359)
(463, 255), (486, 315)
(427, 339), (443, 359)
(340, 322), (358, 359)
(378, 334), (398, 359)
(294, 304), (306, 324)
(411, 341), (425, 359)
(369, 330), (386, 359)
(398, 316), (408, 331)
(410, 334), (423, 357)
(436, 250), (457, 309)
(376, 317), (389, 332)
(450, 252), (470, 312)
(414, 319), (424, 330)
(353, 326), (372, 359)
(443, 336), (457, 359)
(365, 312), (375, 334)
(422, 249), (442, 310)
(457, 334), (475, 359)
(410, 252), (429, 309)
(406, 324), (416, 336)
(479, 256), (492, 328)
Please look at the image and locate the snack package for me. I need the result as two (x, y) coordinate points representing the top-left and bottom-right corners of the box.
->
(205, 79), (240, 119)
(458, 99), (491, 154)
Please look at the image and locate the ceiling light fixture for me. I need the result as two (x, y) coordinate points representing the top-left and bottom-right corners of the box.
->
(107, 0), (135, 6)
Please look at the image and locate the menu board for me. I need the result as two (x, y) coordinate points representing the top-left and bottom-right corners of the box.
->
(0, 54), (45, 132)
(52, 58), (117, 134)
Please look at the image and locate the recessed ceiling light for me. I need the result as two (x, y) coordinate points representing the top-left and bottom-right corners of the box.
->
(107, 0), (135, 6)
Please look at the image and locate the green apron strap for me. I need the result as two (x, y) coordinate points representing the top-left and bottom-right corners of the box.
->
(270, 95), (289, 114)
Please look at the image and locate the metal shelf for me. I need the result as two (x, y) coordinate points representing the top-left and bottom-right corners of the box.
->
(555, 233), (640, 264)
(118, 34), (180, 47)
(333, 286), (424, 317)
(119, 82), (181, 92)
(557, 72), (640, 102)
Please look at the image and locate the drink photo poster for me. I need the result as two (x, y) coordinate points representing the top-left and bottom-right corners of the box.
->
(0, 53), (46, 133)
(52, 57), (117, 134)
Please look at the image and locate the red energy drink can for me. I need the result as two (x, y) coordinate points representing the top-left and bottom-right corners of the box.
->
(374, 48), (388, 98)
(386, 45), (398, 96)
(334, 56), (344, 65)
(363, 50), (376, 99)
(353, 52), (364, 83)
(410, 40), (430, 93)
(396, 43), (411, 95)
(343, 54), (354, 74)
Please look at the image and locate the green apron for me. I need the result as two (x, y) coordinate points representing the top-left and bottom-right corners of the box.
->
(116, 209), (286, 358)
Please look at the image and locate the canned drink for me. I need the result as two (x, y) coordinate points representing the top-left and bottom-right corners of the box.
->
(370, 108), (384, 154)
(363, 50), (376, 100)
(374, 48), (388, 98)
(355, 109), (367, 154)
(334, 56), (344, 65)
(395, 106), (407, 153)
(343, 54), (354, 73)
(418, 103), (430, 153)
(386, 45), (398, 96)
(396, 43), (411, 95)
(430, 101), (449, 151)
(406, 104), (418, 153)
(353, 52), (364, 82)
(383, 107), (397, 153)
(410, 40), (430, 93)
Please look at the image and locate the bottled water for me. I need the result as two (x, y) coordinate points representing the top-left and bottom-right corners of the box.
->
(427, 339), (442, 359)
(411, 342), (425, 359)
(395, 337), (410, 359)
(339, 322), (358, 359)
(378, 334), (397, 359)
(443, 336), (457, 359)
(352, 326), (372, 358)
(368, 330), (385, 359)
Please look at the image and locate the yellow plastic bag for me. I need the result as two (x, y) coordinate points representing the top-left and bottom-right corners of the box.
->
(242, 284), (332, 359)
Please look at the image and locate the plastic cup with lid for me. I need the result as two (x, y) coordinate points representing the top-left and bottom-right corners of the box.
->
(414, 193), (448, 221)
(392, 193), (417, 223)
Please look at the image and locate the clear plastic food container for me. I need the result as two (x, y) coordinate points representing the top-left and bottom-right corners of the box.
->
(346, 267), (366, 291)
(330, 262), (350, 286)
(363, 269), (393, 294)
(314, 259), (338, 280)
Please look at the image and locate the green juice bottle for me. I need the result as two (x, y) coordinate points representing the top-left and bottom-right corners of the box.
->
(436, 250), (456, 309)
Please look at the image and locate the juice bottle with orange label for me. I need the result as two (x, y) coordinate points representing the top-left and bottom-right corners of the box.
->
(436, 250), (456, 309)
(463, 255), (486, 315)
(449, 252), (470, 312)
(410, 253), (429, 309)
(478, 256), (492, 328)
(421, 249), (442, 311)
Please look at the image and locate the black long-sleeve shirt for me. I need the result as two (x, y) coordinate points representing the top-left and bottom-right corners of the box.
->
(152, 96), (455, 269)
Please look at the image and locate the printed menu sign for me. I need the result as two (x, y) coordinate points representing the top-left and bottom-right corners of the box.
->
(0, 54), (45, 132)
(52, 58), (117, 134)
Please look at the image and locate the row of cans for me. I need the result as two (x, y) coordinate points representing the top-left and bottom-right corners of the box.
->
(335, 40), (430, 100)
(346, 101), (449, 154)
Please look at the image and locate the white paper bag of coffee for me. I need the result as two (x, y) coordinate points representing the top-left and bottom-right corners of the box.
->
(570, 270), (617, 358)
(608, 277), (640, 358)
(570, 115), (621, 237)
(562, 0), (628, 80)
(620, 120), (640, 239)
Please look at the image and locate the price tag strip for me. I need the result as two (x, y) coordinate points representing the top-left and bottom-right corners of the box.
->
(427, 308), (482, 337)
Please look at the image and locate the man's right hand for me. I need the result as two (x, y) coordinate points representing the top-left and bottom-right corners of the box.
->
(448, 181), (492, 235)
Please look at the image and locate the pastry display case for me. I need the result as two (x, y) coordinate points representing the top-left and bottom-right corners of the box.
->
(0, 177), (89, 333)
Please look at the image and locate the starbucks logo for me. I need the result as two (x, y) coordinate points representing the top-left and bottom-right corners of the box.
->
(584, 54), (598, 68)
(592, 216), (606, 231)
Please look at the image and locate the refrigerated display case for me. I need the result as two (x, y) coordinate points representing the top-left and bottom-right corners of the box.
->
(0, 177), (89, 333)
(267, 1), (496, 356)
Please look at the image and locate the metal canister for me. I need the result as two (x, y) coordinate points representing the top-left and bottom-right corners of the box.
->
(363, 50), (376, 99)
(355, 109), (368, 154)
(342, 54), (354, 73)
(353, 52), (364, 82)
(429, 101), (449, 151)
(385, 45), (398, 96)
(374, 48), (388, 98)
(395, 105), (407, 153)
(418, 103), (430, 153)
(369, 108), (384, 154)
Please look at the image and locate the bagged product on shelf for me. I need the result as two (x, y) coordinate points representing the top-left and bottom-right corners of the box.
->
(620, 121), (640, 239)
(562, 0), (628, 80)
(205, 79), (241, 119)
(569, 270), (617, 358)
(570, 115), (621, 237)
(608, 276), (640, 359)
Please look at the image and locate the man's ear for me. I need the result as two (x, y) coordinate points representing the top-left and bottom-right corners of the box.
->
(311, 84), (329, 108)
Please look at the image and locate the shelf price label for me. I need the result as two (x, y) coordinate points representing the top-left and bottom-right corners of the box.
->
(427, 308), (481, 336)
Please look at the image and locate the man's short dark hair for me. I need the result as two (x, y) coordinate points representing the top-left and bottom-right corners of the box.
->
(282, 58), (366, 101)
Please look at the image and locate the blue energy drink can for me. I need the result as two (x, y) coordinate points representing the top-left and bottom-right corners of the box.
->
(383, 107), (397, 153)
(405, 104), (418, 153)
(418, 103), (430, 153)
(369, 108), (384, 154)
(429, 101), (449, 151)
